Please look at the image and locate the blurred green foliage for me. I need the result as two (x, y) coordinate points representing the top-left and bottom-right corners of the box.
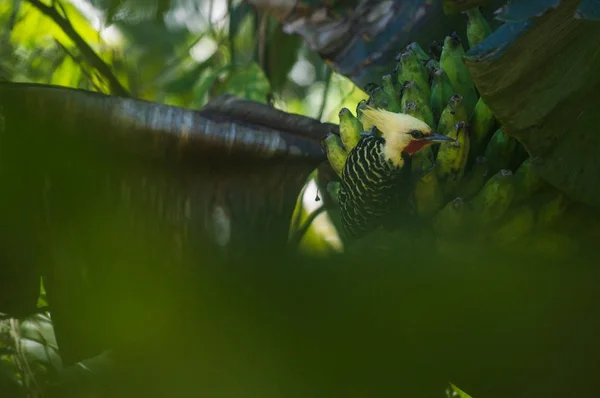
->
(3, 2), (600, 398)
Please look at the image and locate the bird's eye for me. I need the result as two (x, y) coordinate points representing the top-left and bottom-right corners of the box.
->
(409, 130), (424, 139)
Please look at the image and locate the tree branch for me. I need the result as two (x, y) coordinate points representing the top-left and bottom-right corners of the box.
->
(26, 0), (130, 97)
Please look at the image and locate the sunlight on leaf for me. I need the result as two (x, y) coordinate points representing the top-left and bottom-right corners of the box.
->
(12, 2), (101, 48)
(51, 55), (83, 87)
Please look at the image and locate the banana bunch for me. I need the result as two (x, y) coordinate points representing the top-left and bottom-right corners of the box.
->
(322, 7), (578, 253)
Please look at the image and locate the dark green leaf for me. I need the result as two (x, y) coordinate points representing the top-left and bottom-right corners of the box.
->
(230, 4), (257, 65)
(229, 1), (254, 42)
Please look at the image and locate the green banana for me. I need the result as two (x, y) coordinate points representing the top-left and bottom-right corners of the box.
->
(429, 40), (443, 61)
(430, 67), (455, 122)
(381, 74), (402, 112)
(403, 100), (417, 117)
(413, 169), (444, 219)
(396, 49), (431, 102)
(510, 142), (530, 172)
(535, 191), (570, 228)
(367, 86), (394, 110)
(465, 7), (492, 49)
(322, 132), (348, 178)
(400, 81), (434, 127)
(363, 82), (379, 94)
(487, 205), (535, 246)
(439, 33), (478, 114)
(433, 197), (469, 236)
(426, 59), (440, 76)
(437, 94), (469, 136)
(468, 169), (515, 225)
(356, 100), (372, 131)
(435, 121), (470, 196)
(456, 155), (488, 199)
(469, 97), (496, 161)
(484, 127), (518, 176)
(401, 88), (429, 123)
(406, 42), (431, 64)
(512, 158), (545, 203)
(338, 108), (363, 152)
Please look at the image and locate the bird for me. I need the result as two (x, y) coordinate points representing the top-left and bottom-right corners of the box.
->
(338, 106), (455, 239)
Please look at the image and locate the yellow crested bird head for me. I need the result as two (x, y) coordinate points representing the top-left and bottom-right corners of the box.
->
(361, 106), (455, 167)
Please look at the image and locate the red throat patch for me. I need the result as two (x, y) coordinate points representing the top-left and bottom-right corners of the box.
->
(403, 140), (430, 155)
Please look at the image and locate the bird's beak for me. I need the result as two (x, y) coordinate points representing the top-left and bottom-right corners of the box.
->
(423, 133), (456, 143)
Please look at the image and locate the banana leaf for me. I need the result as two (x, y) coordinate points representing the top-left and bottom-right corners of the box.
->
(464, 0), (600, 207)
(444, 0), (600, 20)
(248, 0), (504, 89)
(0, 82), (333, 364)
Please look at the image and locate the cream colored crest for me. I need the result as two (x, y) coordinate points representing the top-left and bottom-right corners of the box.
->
(361, 106), (433, 167)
